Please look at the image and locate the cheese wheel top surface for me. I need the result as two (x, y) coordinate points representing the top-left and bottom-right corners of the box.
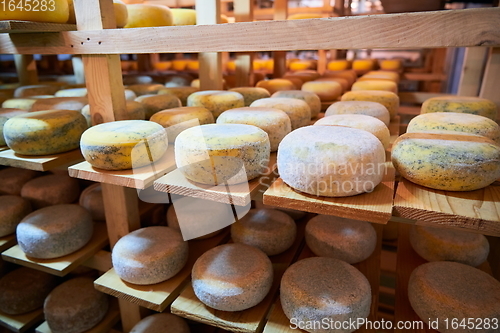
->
(125, 4), (173, 28)
(341, 90), (399, 119)
(421, 96), (498, 120)
(177, 123), (268, 148)
(81, 120), (165, 145)
(271, 90), (321, 117)
(5, 109), (85, 132)
(325, 100), (391, 126)
(217, 107), (290, 126)
(352, 79), (398, 93)
(18, 204), (91, 234)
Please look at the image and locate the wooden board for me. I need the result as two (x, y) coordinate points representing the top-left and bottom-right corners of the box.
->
(35, 299), (120, 333)
(0, 309), (43, 333)
(0, 149), (83, 172)
(0, 234), (16, 253)
(94, 230), (229, 312)
(2, 223), (108, 277)
(0, 146), (9, 152)
(154, 153), (277, 207)
(0, 21), (76, 33)
(68, 145), (176, 190)
(393, 178), (500, 237)
(263, 162), (395, 224)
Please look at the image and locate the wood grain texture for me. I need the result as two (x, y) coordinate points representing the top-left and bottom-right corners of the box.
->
(0, 149), (83, 172)
(263, 162), (395, 224)
(1, 8), (499, 55)
(68, 144), (176, 189)
(0, 234), (16, 253)
(393, 179), (500, 237)
(0, 309), (43, 333)
(94, 230), (229, 312)
(0, 21), (75, 33)
(1, 222), (108, 277)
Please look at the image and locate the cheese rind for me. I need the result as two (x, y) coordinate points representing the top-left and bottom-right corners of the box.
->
(250, 97), (311, 130)
(325, 101), (390, 126)
(158, 86), (199, 106)
(0, 109), (27, 146)
(352, 79), (398, 93)
(301, 80), (342, 102)
(127, 84), (165, 96)
(135, 94), (182, 118)
(341, 90), (399, 119)
(421, 95), (498, 120)
(229, 87), (271, 106)
(82, 100), (146, 127)
(0, 195), (32, 237)
(170, 8), (196, 25)
(0, 167), (39, 195)
(272, 90), (321, 119)
(21, 174), (80, 209)
(255, 79), (296, 95)
(14, 85), (60, 98)
(124, 4), (173, 28)
(79, 183), (105, 221)
(2, 98), (37, 111)
(54, 88), (88, 97)
(187, 90), (244, 119)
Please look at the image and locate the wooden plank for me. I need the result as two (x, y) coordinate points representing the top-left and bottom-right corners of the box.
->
(14, 55), (38, 85)
(35, 299), (120, 333)
(0, 309), (43, 333)
(68, 144), (176, 189)
(263, 162), (395, 224)
(0, 234), (16, 253)
(234, 0), (253, 87)
(0, 149), (83, 172)
(480, 47), (500, 112)
(457, 47), (488, 97)
(82, 250), (112, 272)
(0, 21), (75, 33)
(398, 92), (449, 105)
(154, 153), (277, 207)
(3, 8), (500, 55)
(393, 178), (500, 237)
(1, 223), (108, 277)
(272, 0), (287, 79)
(94, 230), (229, 312)
(401, 73), (446, 81)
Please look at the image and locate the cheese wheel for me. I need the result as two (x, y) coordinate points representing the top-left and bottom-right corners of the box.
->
(2, 98), (37, 111)
(112, 226), (188, 285)
(314, 77), (349, 92)
(175, 124), (270, 185)
(135, 94), (182, 118)
(305, 215), (376, 264)
(172, 60), (189, 71)
(44, 277), (109, 333)
(250, 97), (311, 130)
(192, 243), (273, 311)
(187, 90), (244, 119)
(283, 74), (315, 84)
(421, 95), (498, 120)
(0, 0), (69, 23)
(408, 262), (500, 333)
(0, 167), (39, 195)
(158, 86), (199, 106)
(124, 4), (173, 28)
(352, 59), (376, 74)
(0, 195), (31, 237)
(0, 267), (58, 315)
(341, 90), (399, 119)
(289, 60), (315, 71)
(256, 79), (296, 95)
(130, 313), (190, 333)
(314, 114), (390, 149)
(352, 79), (398, 93)
(281, 257), (371, 333)
(0, 109), (27, 146)
(14, 85), (60, 98)
(294, 70), (321, 80)
(253, 200), (307, 220)
(301, 80), (342, 102)
(407, 112), (500, 144)
(271, 90), (321, 119)
(392, 132), (500, 191)
(231, 208), (296, 256)
(229, 87), (271, 106)
(150, 106), (214, 143)
(154, 61), (172, 71)
(170, 8), (196, 25)
(17, 204), (93, 259)
(327, 60), (351, 71)
(379, 59), (402, 71)
(4, 110), (87, 156)
(323, 70), (357, 86)
(127, 84), (165, 96)
(186, 60), (199, 71)
(54, 88), (87, 97)
(31, 97), (88, 112)
(217, 107), (291, 152)
(409, 225), (489, 267)
(82, 100), (146, 127)
(79, 183), (105, 221)
(20, 174), (80, 209)
(278, 125), (385, 197)
(123, 75), (153, 85)
(325, 101), (390, 127)
(80, 120), (168, 170)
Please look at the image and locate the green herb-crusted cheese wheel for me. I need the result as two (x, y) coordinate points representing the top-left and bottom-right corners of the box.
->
(187, 90), (244, 119)
(341, 90), (399, 120)
(391, 132), (500, 191)
(80, 120), (168, 171)
(175, 124), (270, 185)
(4, 110), (87, 156)
(421, 95), (497, 120)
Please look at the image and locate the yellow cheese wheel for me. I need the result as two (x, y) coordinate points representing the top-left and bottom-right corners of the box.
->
(352, 79), (398, 93)
(358, 71), (400, 83)
(153, 61), (172, 71)
(220, 14), (229, 24)
(14, 85), (60, 98)
(301, 80), (342, 102)
(250, 97), (311, 130)
(322, 70), (357, 86)
(421, 95), (497, 120)
(124, 4), (173, 28)
(0, 109), (28, 146)
(271, 90), (321, 119)
(157, 87), (199, 106)
(172, 60), (188, 71)
(341, 90), (399, 119)
(150, 106), (214, 143)
(379, 59), (402, 71)
(256, 79), (296, 95)
(314, 77), (349, 93)
(229, 87), (271, 107)
(187, 90), (244, 119)
(2, 98), (39, 111)
(325, 101), (390, 127)
(0, 0), (69, 23)
(31, 97), (88, 112)
(80, 120), (168, 170)
(392, 132), (500, 191)
(170, 8), (196, 25)
(135, 94), (182, 119)
(4, 110), (87, 156)
(282, 74), (314, 84)
(327, 60), (351, 71)
(185, 60), (199, 71)
(289, 60), (315, 71)
(352, 59), (376, 74)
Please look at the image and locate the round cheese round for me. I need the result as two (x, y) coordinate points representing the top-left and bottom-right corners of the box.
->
(256, 79), (296, 94)
(79, 183), (105, 221)
(171, 8), (197, 26)
(81, 101), (146, 127)
(21, 174), (80, 209)
(54, 88), (88, 97)
(30, 97), (88, 112)
(421, 95), (497, 120)
(253, 200), (307, 220)
(325, 101), (390, 127)
(124, 4), (173, 28)
(0, 195), (31, 237)
(130, 313), (190, 333)
(14, 85), (60, 98)
(135, 94), (182, 119)
(127, 84), (165, 96)
(158, 86), (199, 106)
(0, 167), (39, 195)
(271, 90), (321, 119)
(352, 79), (398, 93)
(341, 90), (399, 120)
(301, 80), (342, 102)
(187, 90), (244, 119)
(229, 87), (271, 106)
(250, 97), (311, 130)
(0, 109), (27, 146)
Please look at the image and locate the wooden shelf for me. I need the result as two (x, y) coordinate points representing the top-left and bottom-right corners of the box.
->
(2, 222), (108, 277)
(68, 145), (176, 190)
(0, 20), (76, 33)
(0, 234), (16, 253)
(393, 178), (500, 237)
(0, 149), (83, 172)
(94, 230), (230, 312)
(0, 309), (43, 333)
(0, 146), (9, 152)
(35, 299), (120, 333)
(154, 153), (277, 207)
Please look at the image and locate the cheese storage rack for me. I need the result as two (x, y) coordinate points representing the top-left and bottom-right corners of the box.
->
(1, 1), (500, 332)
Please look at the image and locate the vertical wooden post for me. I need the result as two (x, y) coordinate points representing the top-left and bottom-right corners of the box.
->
(479, 47), (500, 115)
(273, 0), (287, 78)
(457, 47), (488, 96)
(196, 0), (223, 90)
(317, 49), (327, 75)
(71, 56), (86, 84)
(137, 54), (152, 72)
(14, 55), (38, 85)
(234, 0), (254, 87)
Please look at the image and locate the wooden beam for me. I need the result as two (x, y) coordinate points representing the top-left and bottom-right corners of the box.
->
(480, 47), (500, 112)
(457, 47), (488, 96)
(273, 0), (288, 78)
(234, 0), (253, 87)
(14, 54), (38, 85)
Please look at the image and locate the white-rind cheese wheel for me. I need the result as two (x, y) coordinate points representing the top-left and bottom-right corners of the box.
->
(175, 124), (270, 185)
(314, 114), (391, 148)
(409, 225), (489, 267)
(272, 90), (321, 119)
(325, 101), (390, 127)
(231, 208), (296, 256)
(130, 313), (190, 333)
(187, 90), (244, 119)
(305, 215), (377, 264)
(44, 277), (109, 333)
(79, 183), (105, 221)
(112, 226), (188, 285)
(216, 107), (291, 152)
(408, 262), (500, 333)
(192, 243), (273, 311)
(4, 110), (87, 156)
(281, 257), (371, 333)
(0, 195), (32, 237)
(229, 87), (271, 106)
(80, 120), (168, 171)
(278, 125), (386, 197)
(135, 94), (182, 119)
(2, 98), (38, 111)
(17, 204), (93, 259)
(421, 95), (497, 120)
(341, 90), (399, 120)
(0, 167), (39, 195)
(21, 174), (80, 209)
(250, 97), (311, 130)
